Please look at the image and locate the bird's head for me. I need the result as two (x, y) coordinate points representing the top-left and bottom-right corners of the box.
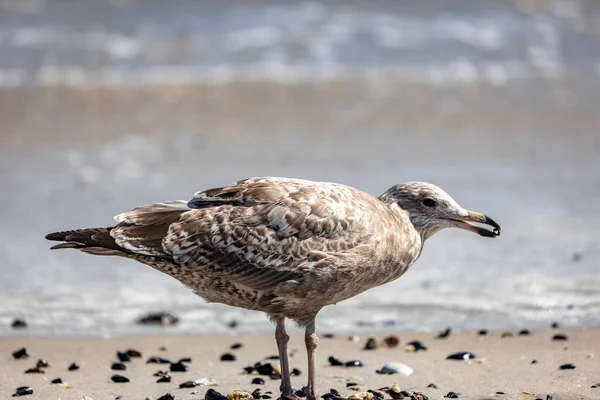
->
(379, 182), (501, 241)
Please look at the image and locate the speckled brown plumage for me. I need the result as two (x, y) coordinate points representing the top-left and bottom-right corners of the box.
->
(46, 176), (501, 400)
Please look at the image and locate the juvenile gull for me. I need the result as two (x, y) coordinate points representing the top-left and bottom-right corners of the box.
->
(46, 177), (501, 400)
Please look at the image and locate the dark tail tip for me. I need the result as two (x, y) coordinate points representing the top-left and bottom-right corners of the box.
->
(46, 231), (71, 241)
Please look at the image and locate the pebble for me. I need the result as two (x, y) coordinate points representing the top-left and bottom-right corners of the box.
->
(159, 346), (167, 351)
(345, 360), (364, 367)
(347, 392), (373, 400)
(519, 329), (531, 336)
(435, 328), (451, 339)
(221, 353), (236, 361)
(328, 356), (344, 366)
(227, 389), (253, 400)
(111, 362), (127, 370)
(170, 361), (189, 372)
(427, 383), (437, 389)
(252, 377), (265, 384)
(405, 340), (427, 352)
(444, 392), (459, 398)
(125, 349), (142, 358)
(156, 394), (175, 400)
(446, 352), (476, 360)
(291, 367), (302, 376)
(591, 383), (600, 388)
(12, 319), (27, 329)
(156, 375), (171, 383)
(147, 357), (172, 364)
(551, 322), (560, 329)
(253, 361), (277, 375)
(559, 363), (576, 370)
(552, 334), (568, 341)
(531, 359), (538, 364)
(117, 352), (131, 362)
(179, 377), (217, 387)
(367, 389), (385, 399)
(111, 374), (130, 383)
(36, 359), (49, 368)
(376, 362), (413, 376)
(51, 378), (63, 384)
(295, 388), (306, 397)
(154, 370), (169, 376)
(25, 367), (44, 374)
(386, 383), (403, 399)
(383, 335), (400, 348)
(477, 329), (488, 336)
(137, 312), (179, 326)
(68, 363), (80, 371)
(496, 392), (505, 395)
(323, 333), (335, 339)
(500, 332), (514, 338)
(364, 338), (378, 350)
(12, 348), (29, 359)
(230, 343), (243, 350)
(12, 386), (33, 397)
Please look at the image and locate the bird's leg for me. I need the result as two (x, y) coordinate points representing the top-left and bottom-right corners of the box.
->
(275, 317), (293, 398)
(304, 320), (319, 400)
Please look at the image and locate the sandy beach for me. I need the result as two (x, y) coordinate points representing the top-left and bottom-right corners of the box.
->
(2, 328), (598, 400)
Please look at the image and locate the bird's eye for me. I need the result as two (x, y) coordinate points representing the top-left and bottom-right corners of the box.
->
(422, 198), (436, 207)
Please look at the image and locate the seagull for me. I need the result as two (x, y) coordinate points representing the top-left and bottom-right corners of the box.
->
(46, 177), (500, 400)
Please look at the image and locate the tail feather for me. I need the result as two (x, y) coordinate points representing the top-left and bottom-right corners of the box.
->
(45, 227), (131, 255)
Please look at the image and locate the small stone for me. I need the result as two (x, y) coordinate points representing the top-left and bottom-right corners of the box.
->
(435, 328), (451, 339)
(328, 356), (344, 366)
(25, 367), (44, 374)
(348, 335), (360, 343)
(345, 360), (363, 367)
(36, 359), (49, 368)
(376, 362), (413, 376)
(159, 346), (167, 351)
(427, 383), (437, 389)
(254, 361), (276, 375)
(405, 340), (427, 352)
(551, 322), (560, 329)
(413, 392), (429, 400)
(531, 359), (538, 364)
(12, 319), (27, 329)
(125, 349), (142, 358)
(446, 352), (476, 360)
(500, 332), (514, 338)
(291, 368), (301, 376)
(12, 348), (29, 359)
(559, 363), (576, 370)
(591, 383), (600, 388)
(444, 392), (459, 398)
(383, 335), (400, 348)
(180, 380), (199, 388)
(221, 353), (236, 361)
(111, 374), (130, 383)
(157, 394), (175, 400)
(12, 386), (33, 397)
(117, 352), (131, 362)
(251, 388), (262, 398)
(496, 392), (505, 395)
(227, 389), (253, 400)
(111, 362), (127, 370)
(137, 312), (179, 326)
(230, 343), (243, 350)
(478, 329), (488, 336)
(147, 357), (172, 364)
(367, 390), (385, 399)
(294, 388), (306, 398)
(51, 378), (63, 384)
(347, 392), (373, 400)
(386, 383), (403, 399)
(364, 338), (378, 350)
(552, 334), (568, 341)
(68, 363), (80, 371)
(156, 375), (171, 383)
(252, 377), (265, 385)
(330, 389), (341, 396)
(519, 329), (531, 336)
(170, 361), (189, 372)
(323, 333), (334, 339)
(115, 396), (124, 400)
(347, 382), (359, 387)
(546, 396), (553, 400)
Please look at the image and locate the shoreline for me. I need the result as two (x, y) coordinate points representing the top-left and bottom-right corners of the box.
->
(2, 328), (599, 400)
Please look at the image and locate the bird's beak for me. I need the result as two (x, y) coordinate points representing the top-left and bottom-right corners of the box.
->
(450, 210), (501, 238)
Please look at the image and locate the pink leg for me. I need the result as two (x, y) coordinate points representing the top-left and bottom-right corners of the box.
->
(304, 321), (319, 400)
(275, 318), (293, 397)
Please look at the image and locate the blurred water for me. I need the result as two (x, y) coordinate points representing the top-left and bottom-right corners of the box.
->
(0, 0), (599, 336)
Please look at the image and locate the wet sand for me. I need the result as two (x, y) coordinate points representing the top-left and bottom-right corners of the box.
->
(2, 328), (599, 400)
